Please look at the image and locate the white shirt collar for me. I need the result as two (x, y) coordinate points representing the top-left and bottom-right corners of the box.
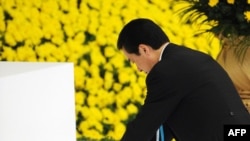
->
(159, 42), (170, 61)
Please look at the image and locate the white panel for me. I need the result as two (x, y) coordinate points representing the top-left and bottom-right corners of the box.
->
(0, 62), (76, 141)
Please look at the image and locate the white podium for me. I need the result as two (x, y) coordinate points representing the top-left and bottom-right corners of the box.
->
(0, 62), (76, 141)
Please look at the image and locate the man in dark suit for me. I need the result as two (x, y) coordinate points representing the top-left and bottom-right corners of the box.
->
(117, 18), (250, 141)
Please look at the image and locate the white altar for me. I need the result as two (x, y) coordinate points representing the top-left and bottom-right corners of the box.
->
(0, 62), (76, 141)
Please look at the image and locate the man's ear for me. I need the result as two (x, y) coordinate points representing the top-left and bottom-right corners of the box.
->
(138, 44), (150, 55)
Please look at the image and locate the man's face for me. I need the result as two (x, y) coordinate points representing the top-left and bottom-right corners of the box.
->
(122, 45), (155, 74)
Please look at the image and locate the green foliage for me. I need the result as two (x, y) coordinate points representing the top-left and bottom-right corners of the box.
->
(174, 0), (250, 37)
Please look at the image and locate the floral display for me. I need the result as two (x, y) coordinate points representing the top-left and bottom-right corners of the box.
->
(0, 0), (220, 140)
(174, 0), (250, 36)
(174, 0), (250, 61)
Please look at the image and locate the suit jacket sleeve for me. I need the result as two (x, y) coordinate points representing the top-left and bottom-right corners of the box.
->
(121, 61), (184, 141)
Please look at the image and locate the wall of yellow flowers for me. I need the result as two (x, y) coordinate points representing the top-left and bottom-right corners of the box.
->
(0, 0), (221, 140)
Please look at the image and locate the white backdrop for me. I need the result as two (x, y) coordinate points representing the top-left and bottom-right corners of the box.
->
(0, 62), (76, 141)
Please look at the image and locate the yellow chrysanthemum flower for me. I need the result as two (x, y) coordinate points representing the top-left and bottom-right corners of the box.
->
(87, 95), (98, 107)
(2, 46), (17, 61)
(104, 46), (116, 58)
(116, 107), (129, 121)
(96, 89), (115, 108)
(227, 0), (235, 4)
(116, 87), (133, 107)
(208, 0), (219, 7)
(16, 46), (37, 61)
(102, 108), (118, 124)
(244, 11), (250, 22)
(4, 32), (16, 46)
(75, 91), (85, 105)
(113, 83), (122, 92)
(109, 121), (126, 140)
(126, 103), (138, 115)
(79, 119), (104, 140)
(89, 107), (103, 121)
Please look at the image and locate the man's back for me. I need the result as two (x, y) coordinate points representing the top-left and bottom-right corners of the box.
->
(151, 43), (250, 140)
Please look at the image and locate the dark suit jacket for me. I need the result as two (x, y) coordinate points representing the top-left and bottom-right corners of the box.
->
(121, 43), (250, 141)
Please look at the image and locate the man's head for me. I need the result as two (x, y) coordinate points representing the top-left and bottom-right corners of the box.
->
(117, 18), (169, 73)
